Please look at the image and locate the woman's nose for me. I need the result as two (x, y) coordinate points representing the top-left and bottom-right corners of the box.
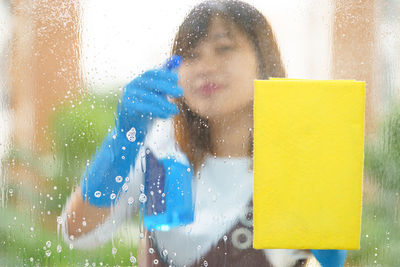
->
(196, 50), (219, 77)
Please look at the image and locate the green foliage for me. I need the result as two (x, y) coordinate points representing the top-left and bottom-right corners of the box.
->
(347, 101), (400, 266)
(365, 103), (400, 191)
(51, 91), (121, 196)
(0, 205), (138, 266)
(1, 89), (141, 265)
(347, 190), (400, 266)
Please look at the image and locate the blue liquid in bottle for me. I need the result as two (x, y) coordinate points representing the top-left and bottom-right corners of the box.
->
(142, 148), (195, 231)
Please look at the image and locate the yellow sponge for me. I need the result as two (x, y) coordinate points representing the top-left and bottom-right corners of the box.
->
(253, 78), (365, 250)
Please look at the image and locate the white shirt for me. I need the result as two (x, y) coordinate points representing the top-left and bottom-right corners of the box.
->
(153, 155), (253, 266)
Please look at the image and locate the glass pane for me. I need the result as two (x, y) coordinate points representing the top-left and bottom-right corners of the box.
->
(0, 0), (398, 266)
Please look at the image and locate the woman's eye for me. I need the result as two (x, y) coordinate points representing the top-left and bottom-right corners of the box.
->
(186, 52), (199, 60)
(216, 45), (233, 54)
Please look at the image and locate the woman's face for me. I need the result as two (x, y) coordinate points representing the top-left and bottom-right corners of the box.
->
(178, 17), (258, 120)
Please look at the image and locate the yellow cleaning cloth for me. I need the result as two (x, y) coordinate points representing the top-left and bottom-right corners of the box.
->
(253, 78), (365, 250)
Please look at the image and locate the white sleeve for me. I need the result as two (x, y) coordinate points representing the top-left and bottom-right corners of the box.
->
(60, 147), (145, 250)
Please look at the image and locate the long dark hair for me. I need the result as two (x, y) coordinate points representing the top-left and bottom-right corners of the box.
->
(172, 0), (286, 173)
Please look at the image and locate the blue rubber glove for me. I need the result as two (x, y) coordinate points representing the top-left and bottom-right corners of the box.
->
(311, 249), (347, 267)
(81, 56), (183, 207)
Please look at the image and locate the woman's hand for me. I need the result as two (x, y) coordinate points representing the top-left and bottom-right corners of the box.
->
(117, 58), (183, 136)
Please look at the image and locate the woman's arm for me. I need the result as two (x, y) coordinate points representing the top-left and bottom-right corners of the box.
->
(65, 187), (110, 239)
(61, 155), (144, 249)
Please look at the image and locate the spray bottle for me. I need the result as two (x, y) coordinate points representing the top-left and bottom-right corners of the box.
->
(140, 56), (195, 231)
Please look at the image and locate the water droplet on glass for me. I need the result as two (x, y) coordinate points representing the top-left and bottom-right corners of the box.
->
(122, 183), (129, 191)
(82, 220), (87, 226)
(130, 255), (136, 264)
(57, 245), (62, 253)
(140, 152), (147, 173)
(204, 260), (208, 267)
(126, 127), (137, 142)
(162, 249), (168, 257)
(45, 250), (51, 257)
(139, 193), (147, 203)
(128, 197), (134, 205)
(153, 259), (159, 264)
(140, 184), (145, 192)
(112, 247), (117, 255)
(46, 241), (51, 248)
(110, 193), (116, 200)
(115, 176), (123, 183)
(223, 235), (228, 242)
(94, 191), (101, 198)
(149, 248), (155, 254)
(187, 168), (191, 172)
(29, 257), (34, 262)
(57, 216), (63, 224)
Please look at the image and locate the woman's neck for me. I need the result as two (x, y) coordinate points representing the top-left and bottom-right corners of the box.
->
(208, 103), (253, 157)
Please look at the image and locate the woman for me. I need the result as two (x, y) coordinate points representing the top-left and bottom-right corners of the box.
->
(63, 1), (347, 266)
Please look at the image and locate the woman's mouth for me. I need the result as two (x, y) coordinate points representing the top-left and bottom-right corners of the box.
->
(199, 83), (222, 96)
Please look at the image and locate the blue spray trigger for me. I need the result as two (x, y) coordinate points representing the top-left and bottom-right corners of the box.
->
(164, 55), (182, 70)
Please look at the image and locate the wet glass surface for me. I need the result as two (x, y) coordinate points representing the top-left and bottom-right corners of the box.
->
(0, 0), (399, 266)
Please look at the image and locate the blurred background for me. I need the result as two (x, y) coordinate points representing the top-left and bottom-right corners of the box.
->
(0, 0), (399, 265)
